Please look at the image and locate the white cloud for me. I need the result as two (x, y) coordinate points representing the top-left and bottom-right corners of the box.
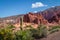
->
(33, 11), (37, 13)
(51, 6), (55, 7)
(32, 2), (47, 8)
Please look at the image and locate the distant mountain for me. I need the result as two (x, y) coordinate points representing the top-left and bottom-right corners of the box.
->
(23, 6), (60, 24)
(0, 6), (60, 25)
(41, 6), (60, 23)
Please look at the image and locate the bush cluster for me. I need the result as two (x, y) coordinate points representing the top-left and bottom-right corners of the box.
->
(0, 24), (60, 40)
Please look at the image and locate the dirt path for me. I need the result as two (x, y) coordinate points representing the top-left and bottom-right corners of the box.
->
(40, 31), (60, 40)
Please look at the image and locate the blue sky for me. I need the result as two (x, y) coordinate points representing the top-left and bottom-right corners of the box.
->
(0, 0), (60, 17)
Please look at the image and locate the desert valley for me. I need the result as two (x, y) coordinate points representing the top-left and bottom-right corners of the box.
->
(0, 6), (60, 40)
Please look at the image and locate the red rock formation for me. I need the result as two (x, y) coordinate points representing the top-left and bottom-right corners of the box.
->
(23, 12), (48, 25)
(0, 6), (60, 26)
(41, 6), (60, 23)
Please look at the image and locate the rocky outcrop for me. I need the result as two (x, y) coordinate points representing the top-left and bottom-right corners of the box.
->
(34, 6), (60, 24)
(0, 6), (60, 25)
(23, 6), (60, 24)
(23, 12), (48, 24)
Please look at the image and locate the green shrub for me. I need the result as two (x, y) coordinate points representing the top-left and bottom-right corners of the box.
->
(0, 28), (16, 40)
(30, 24), (48, 39)
(25, 25), (33, 29)
(30, 28), (40, 39)
(7, 25), (15, 29)
(37, 24), (47, 37)
(15, 30), (34, 40)
(0, 24), (48, 40)
(49, 25), (60, 34)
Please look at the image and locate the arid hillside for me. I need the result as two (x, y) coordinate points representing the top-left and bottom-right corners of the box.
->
(0, 6), (60, 27)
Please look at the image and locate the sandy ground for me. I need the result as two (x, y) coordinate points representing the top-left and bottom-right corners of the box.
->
(40, 31), (60, 40)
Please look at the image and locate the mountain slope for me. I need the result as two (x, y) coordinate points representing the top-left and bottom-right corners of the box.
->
(0, 6), (60, 25)
(41, 6), (60, 23)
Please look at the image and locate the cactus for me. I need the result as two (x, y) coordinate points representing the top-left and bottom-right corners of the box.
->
(20, 16), (23, 30)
